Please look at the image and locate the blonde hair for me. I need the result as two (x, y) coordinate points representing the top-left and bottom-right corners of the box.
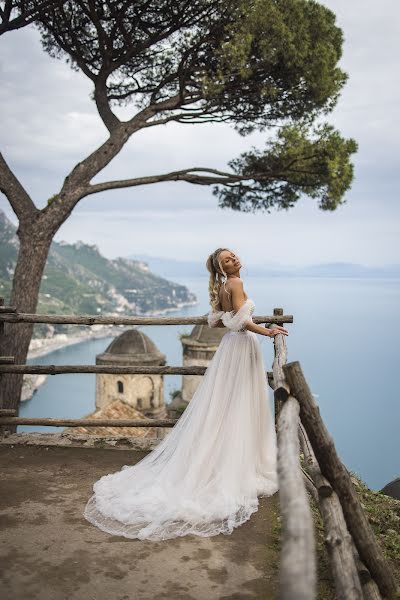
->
(206, 247), (232, 310)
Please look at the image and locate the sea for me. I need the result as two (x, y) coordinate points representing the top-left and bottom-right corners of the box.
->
(19, 275), (400, 492)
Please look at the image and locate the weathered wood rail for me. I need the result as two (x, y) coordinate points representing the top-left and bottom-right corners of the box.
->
(0, 298), (398, 599)
(0, 308), (291, 326)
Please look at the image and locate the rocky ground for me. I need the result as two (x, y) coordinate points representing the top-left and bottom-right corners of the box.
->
(0, 440), (398, 599)
(0, 444), (282, 600)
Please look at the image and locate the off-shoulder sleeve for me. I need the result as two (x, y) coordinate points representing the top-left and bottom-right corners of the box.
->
(207, 310), (224, 328)
(221, 300), (255, 332)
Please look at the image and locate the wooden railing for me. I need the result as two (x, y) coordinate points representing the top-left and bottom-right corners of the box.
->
(0, 299), (397, 599)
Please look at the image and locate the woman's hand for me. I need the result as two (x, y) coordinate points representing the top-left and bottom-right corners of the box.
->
(267, 325), (289, 338)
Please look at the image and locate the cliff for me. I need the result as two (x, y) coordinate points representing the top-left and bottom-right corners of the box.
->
(0, 209), (197, 339)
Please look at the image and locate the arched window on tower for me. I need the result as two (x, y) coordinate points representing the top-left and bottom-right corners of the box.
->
(117, 380), (124, 394)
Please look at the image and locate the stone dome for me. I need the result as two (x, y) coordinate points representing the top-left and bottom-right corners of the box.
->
(380, 477), (400, 500)
(96, 328), (166, 365)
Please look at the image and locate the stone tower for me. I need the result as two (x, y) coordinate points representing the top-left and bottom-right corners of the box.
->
(180, 320), (228, 403)
(95, 328), (168, 419)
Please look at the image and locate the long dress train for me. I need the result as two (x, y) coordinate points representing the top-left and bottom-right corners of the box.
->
(83, 298), (279, 541)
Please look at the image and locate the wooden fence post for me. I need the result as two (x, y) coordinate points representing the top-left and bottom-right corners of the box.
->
(277, 395), (316, 599)
(283, 361), (398, 600)
(299, 422), (364, 599)
(270, 308), (290, 430)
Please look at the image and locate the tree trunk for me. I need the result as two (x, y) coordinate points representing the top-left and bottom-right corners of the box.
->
(0, 230), (52, 430)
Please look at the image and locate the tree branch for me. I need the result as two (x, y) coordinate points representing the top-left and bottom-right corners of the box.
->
(0, 151), (38, 222)
(82, 160), (325, 198)
(85, 167), (256, 196)
(0, 0), (65, 36)
(94, 73), (120, 132)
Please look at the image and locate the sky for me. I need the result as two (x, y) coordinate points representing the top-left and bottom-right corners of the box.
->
(0, 1), (399, 268)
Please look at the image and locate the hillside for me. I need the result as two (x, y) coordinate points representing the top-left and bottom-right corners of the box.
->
(0, 210), (197, 338)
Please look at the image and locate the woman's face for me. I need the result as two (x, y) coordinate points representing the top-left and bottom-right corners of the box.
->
(218, 250), (241, 275)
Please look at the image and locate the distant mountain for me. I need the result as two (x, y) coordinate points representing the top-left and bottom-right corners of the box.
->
(0, 210), (197, 337)
(127, 254), (207, 278)
(128, 253), (400, 279)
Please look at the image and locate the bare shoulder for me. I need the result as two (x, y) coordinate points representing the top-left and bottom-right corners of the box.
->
(227, 279), (247, 297)
(227, 278), (247, 303)
(227, 278), (244, 291)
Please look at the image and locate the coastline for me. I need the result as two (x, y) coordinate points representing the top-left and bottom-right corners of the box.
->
(27, 324), (129, 361)
(22, 299), (199, 401)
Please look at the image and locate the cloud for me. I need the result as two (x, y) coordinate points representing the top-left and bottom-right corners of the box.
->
(0, 1), (399, 266)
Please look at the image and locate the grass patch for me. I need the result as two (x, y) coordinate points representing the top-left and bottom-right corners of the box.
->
(271, 466), (400, 597)
(348, 469), (400, 584)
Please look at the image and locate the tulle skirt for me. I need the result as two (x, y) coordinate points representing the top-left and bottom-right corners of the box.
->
(83, 329), (279, 541)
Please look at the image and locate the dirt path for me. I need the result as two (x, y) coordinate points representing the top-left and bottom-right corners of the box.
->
(0, 445), (281, 600)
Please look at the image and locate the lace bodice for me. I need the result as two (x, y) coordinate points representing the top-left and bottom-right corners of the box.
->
(207, 298), (255, 332)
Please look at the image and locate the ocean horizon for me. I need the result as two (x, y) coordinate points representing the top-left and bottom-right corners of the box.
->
(19, 274), (400, 492)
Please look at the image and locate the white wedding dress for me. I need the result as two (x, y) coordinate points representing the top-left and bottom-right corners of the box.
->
(83, 298), (279, 541)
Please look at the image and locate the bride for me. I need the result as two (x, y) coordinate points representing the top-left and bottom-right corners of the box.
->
(83, 247), (289, 541)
